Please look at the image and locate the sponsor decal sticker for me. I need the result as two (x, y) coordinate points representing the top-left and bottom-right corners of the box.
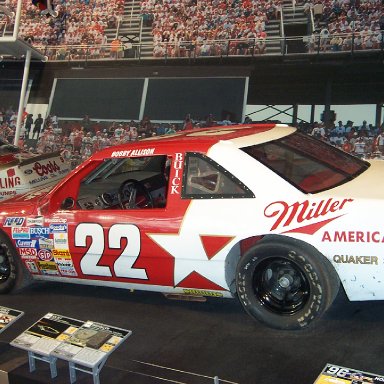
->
(54, 233), (68, 249)
(38, 249), (53, 261)
(183, 289), (223, 297)
(16, 240), (37, 248)
(12, 227), (30, 239)
(49, 224), (68, 233)
(19, 248), (37, 257)
(171, 153), (183, 195)
(0, 168), (21, 189)
(52, 249), (72, 259)
(26, 216), (44, 227)
(37, 261), (60, 275)
(4, 217), (25, 227)
(333, 255), (378, 265)
(38, 238), (54, 249)
(25, 261), (39, 274)
(45, 218), (67, 224)
(54, 258), (77, 277)
(322, 230), (384, 243)
(30, 227), (50, 238)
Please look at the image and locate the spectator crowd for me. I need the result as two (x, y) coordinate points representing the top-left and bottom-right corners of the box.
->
(1, 105), (384, 171)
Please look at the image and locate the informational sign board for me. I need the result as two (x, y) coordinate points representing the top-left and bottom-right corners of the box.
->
(10, 313), (84, 356)
(315, 363), (384, 384)
(0, 306), (24, 333)
(52, 320), (132, 367)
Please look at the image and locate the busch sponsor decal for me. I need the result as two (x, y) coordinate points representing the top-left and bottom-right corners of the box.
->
(264, 198), (354, 231)
(16, 240), (37, 248)
(12, 227), (30, 239)
(49, 224), (68, 233)
(30, 227), (50, 238)
(38, 249), (53, 261)
(4, 217), (25, 227)
(26, 217), (44, 227)
(19, 248), (37, 258)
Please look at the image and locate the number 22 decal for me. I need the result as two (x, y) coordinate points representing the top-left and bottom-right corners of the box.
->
(75, 223), (148, 279)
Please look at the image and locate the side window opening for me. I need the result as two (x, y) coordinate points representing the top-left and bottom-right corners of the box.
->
(182, 153), (254, 199)
(76, 155), (170, 210)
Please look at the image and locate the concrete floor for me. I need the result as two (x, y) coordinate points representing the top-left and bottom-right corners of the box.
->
(0, 281), (383, 384)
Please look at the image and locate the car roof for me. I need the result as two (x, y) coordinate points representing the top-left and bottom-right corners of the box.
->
(97, 124), (296, 159)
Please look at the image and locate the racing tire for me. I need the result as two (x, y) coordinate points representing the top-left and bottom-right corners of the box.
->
(236, 237), (340, 330)
(0, 233), (31, 294)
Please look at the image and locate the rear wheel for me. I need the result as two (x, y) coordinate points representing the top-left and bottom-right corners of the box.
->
(236, 237), (339, 330)
(0, 233), (30, 293)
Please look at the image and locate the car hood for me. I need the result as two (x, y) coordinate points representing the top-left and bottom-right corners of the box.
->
(0, 183), (55, 216)
(323, 159), (384, 199)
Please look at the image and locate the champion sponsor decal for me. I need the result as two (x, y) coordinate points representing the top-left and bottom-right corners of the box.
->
(26, 217), (44, 227)
(4, 217), (25, 227)
(264, 198), (354, 231)
(19, 248), (37, 258)
(38, 249), (53, 261)
(16, 240), (37, 248)
(12, 227), (30, 239)
(111, 148), (155, 157)
(30, 227), (50, 238)
(49, 224), (68, 233)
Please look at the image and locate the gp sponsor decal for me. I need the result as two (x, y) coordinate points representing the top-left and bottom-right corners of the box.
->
(183, 289), (223, 297)
(38, 249), (53, 261)
(26, 216), (44, 227)
(75, 223), (147, 279)
(49, 224), (68, 233)
(170, 153), (183, 195)
(16, 240), (37, 248)
(4, 217), (25, 227)
(333, 255), (378, 265)
(111, 148), (155, 157)
(30, 227), (50, 238)
(264, 198), (354, 231)
(19, 248), (37, 258)
(12, 227), (30, 239)
(323, 230), (384, 243)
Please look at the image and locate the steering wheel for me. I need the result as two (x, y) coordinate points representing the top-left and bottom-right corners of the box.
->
(117, 179), (154, 209)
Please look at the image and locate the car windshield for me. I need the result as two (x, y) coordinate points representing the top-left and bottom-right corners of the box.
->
(241, 132), (369, 194)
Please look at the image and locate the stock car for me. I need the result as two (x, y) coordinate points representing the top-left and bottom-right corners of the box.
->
(0, 140), (70, 201)
(0, 123), (381, 330)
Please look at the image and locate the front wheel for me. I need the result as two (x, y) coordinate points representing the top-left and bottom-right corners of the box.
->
(236, 237), (339, 330)
(0, 233), (30, 293)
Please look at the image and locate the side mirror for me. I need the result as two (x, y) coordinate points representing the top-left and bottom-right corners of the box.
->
(61, 197), (75, 210)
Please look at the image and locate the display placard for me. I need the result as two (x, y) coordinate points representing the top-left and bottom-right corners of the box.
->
(11, 313), (84, 356)
(52, 320), (132, 367)
(315, 363), (384, 383)
(0, 306), (24, 333)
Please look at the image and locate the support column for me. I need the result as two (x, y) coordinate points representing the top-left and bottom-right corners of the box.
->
(292, 104), (298, 126)
(310, 104), (315, 124)
(14, 49), (31, 146)
(375, 103), (383, 130)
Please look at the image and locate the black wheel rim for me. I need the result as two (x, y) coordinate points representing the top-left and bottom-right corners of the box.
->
(0, 244), (11, 282)
(253, 257), (310, 315)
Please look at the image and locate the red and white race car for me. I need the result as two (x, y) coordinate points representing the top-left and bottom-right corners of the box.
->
(0, 124), (380, 329)
(0, 141), (70, 201)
